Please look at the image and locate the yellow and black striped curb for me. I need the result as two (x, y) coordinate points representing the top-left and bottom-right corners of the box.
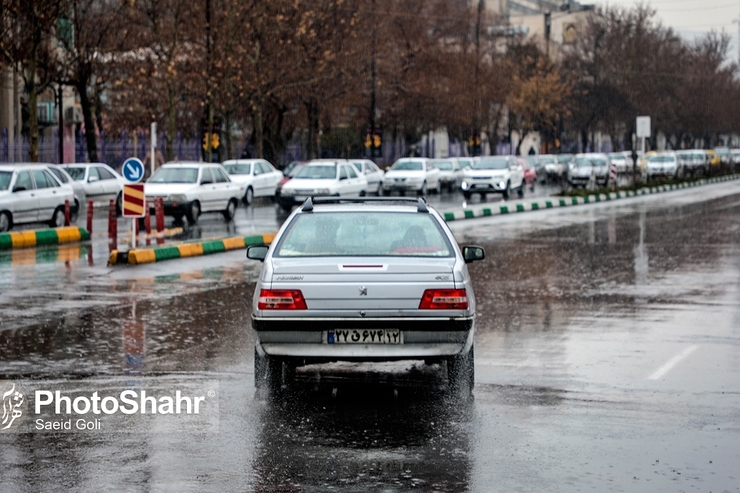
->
(0, 227), (91, 250)
(441, 174), (740, 221)
(108, 233), (276, 266)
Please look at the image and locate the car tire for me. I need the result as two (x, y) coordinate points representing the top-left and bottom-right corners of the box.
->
(502, 182), (510, 199)
(381, 189), (391, 196)
(244, 187), (254, 206)
(186, 201), (200, 225)
(359, 190), (366, 197)
(115, 192), (123, 216)
(48, 206), (66, 228)
(447, 345), (474, 397)
(517, 182), (524, 197)
(0, 211), (11, 232)
(254, 347), (282, 395)
(447, 182), (455, 193)
(223, 199), (237, 220)
(462, 191), (472, 200)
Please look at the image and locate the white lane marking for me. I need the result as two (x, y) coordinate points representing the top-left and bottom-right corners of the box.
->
(648, 345), (699, 380)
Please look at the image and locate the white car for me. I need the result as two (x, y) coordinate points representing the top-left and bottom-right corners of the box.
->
(460, 156), (525, 199)
(644, 152), (678, 180)
(144, 162), (242, 224)
(276, 159), (367, 212)
(61, 163), (127, 211)
(45, 165), (85, 220)
(676, 150), (706, 177)
(431, 158), (464, 192)
(222, 159), (283, 206)
(568, 153), (610, 188)
(539, 154), (564, 181)
(350, 159), (384, 195)
(608, 152), (634, 174)
(381, 158), (441, 196)
(0, 164), (76, 232)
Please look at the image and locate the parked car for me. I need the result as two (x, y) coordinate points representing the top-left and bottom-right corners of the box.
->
(61, 163), (127, 212)
(517, 157), (537, 191)
(524, 155), (546, 183)
(705, 149), (721, 170)
(457, 157), (474, 171)
(538, 154), (562, 182)
(430, 158), (464, 192)
(276, 159), (367, 212)
(460, 155), (525, 200)
(144, 161), (242, 224)
(350, 159), (385, 195)
(222, 159), (283, 206)
(0, 163), (76, 232)
(730, 149), (740, 170)
(381, 158), (441, 196)
(676, 150), (708, 177)
(713, 146), (732, 168)
(568, 153), (610, 187)
(45, 165), (85, 221)
(608, 152), (634, 174)
(644, 152), (678, 180)
(246, 196), (486, 395)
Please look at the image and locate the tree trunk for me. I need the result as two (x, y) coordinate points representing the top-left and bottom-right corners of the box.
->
(305, 98), (320, 159)
(27, 52), (39, 162)
(253, 97), (263, 159)
(77, 79), (98, 162)
(166, 79), (175, 161)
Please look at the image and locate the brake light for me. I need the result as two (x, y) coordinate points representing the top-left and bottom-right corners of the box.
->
(257, 289), (307, 310)
(418, 289), (468, 309)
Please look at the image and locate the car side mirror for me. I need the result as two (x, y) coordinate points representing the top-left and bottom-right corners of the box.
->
(247, 244), (269, 261)
(462, 245), (485, 263)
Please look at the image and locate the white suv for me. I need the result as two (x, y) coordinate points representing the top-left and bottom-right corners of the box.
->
(460, 156), (525, 199)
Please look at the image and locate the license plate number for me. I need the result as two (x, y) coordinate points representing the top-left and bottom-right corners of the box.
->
(326, 329), (401, 344)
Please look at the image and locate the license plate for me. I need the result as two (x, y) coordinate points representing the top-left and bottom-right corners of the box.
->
(325, 329), (401, 344)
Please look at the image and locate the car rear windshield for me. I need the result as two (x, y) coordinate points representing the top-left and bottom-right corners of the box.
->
(647, 155), (675, 163)
(475, 158), (508, 170)
(47, 168), (69, 183)
(434, 160), (453, 170)
(0, 171), (11, 191)
(295, 165), (336, 179)
(274, 211), (454, 257)
(148, 167), (198, 184)
(575, 157), (607, 167)
(392, 160), (423, 171)
(223, 163), (251, 175)
(65, 167), (86, 181)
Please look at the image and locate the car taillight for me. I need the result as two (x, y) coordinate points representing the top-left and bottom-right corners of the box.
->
(418, 289), (468, 310)
(257, 289), (307, 310)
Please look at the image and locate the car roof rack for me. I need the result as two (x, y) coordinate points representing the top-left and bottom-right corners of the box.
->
(301, 196), (428, 213)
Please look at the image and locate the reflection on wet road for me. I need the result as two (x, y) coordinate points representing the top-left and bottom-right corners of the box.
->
(1, 184), (740, 492)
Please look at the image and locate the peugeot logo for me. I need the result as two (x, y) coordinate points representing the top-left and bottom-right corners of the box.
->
(359, 286), (367, 296)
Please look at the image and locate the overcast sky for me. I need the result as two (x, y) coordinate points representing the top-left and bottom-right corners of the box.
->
(594, 0), (740, 62)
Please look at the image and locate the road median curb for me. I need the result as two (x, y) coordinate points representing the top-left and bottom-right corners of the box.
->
(441, 174), (740, 221)
(0, 226), (91, 250)
(107, 233), (276, 266)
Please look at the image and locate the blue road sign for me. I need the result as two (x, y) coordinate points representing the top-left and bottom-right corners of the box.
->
(122, 157), (145, 183)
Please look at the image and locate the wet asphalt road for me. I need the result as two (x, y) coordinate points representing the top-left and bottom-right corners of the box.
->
(1, 182), (740, 492)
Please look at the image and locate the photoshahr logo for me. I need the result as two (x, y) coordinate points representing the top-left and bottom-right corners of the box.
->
(1, 382), (26, 431)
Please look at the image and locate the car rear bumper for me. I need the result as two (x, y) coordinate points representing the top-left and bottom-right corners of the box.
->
(253, 317), (474, 359)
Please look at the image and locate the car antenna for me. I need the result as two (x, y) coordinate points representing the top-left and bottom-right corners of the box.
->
(417, 198), (428, 213)
(301, 197), (314, 212)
